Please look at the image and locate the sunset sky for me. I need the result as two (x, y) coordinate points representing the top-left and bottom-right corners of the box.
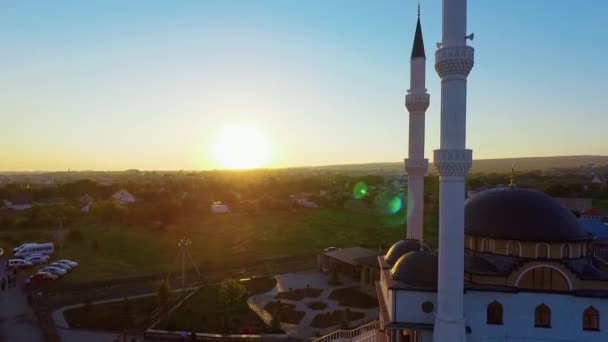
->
(1, 1), (606, 171)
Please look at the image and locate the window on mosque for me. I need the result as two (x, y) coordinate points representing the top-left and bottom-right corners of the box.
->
(583, 307), (600, 331)
(536, 244), (549, 258)
(481, 239), (494, 253)
(561, 244), (572, 258)
(507, 241), (520, 257)
(535, 304), (551, 328)
(486, 301), (503, 325)
(517, 267), (570, 291)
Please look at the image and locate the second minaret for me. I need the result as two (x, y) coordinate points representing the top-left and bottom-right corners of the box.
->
(404, 9), (429, 242)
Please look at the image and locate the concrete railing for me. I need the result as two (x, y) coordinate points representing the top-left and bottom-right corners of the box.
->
(312, 320), (379, 342)
(145, 329), (288, 341)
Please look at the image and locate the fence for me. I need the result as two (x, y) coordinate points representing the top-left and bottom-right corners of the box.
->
(312, 320), (381, 342)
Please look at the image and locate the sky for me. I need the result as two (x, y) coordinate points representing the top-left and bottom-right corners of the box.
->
(0, 0), (606, 171)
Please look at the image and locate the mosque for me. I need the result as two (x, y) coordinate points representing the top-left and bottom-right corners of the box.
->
(374, 1), (608, 342)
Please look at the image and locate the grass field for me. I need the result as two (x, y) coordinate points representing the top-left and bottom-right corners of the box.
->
(0, 208), (408, 284)
(594, 199), (608, 212)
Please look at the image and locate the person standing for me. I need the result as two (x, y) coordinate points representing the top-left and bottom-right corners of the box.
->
(1, 277), (5, 291)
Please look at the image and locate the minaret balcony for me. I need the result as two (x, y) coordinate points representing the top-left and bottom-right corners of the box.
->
(434, 46), (474, 78)
(405, 158), (429, 176)
(405, 93), (430, 112)
(433, 149), (472, 177)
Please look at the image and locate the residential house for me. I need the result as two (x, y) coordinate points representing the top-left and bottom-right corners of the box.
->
(111, 189), (136, 204)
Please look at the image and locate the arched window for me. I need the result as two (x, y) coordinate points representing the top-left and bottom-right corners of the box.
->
(507, 241), (521, 257)
(535, 304), (551, 328)
(561, 244), (572, 259)
(583, 307), (599, 331)
(536, 244), (549, 259)
(486, 301), (503, 325)
(481, 239), (495, 253)
(480, 238), (487, 252)
(517, 266), (571, 291)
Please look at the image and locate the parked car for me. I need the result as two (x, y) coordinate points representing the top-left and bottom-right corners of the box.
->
(38, 266), (67, 276)
(323, 246), (339, 253)
(13, 243), (37, 253)
(29, 272), (58, 283)
(6, 259), (33, 269)
(14, 243), (54, 258)
(55, 260), (78, 268)
(49, 262), (71, 271)
(0, 248), (3, 257)
(25, 255), (50, 264)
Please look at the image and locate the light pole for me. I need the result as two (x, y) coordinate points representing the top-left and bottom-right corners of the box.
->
(178, 238), (192, 294)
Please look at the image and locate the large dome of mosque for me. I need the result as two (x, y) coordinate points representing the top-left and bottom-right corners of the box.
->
(465, 186), (591, 242)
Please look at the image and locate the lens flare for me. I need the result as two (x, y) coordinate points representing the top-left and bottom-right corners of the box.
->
(352, 181), (368, 199)
(375, 190), (403, 215)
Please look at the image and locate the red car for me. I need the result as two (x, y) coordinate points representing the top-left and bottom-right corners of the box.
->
(28, 272), (58, 284)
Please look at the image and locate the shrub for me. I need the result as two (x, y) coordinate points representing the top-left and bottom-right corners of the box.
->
(158, 280), (171, 305)
(67, 229), (84, 242)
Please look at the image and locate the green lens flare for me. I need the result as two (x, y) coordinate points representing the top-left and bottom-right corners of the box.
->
(374, 190), (404, 215)
(353, 181), (368, 199)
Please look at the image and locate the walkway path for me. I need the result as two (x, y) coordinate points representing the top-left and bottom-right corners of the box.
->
(248, 272), (379, 338)
(0, 261), (44, 342)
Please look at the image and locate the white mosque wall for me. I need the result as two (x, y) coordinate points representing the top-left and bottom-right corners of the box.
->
(394, 290), (437, 324)
(465, 290), (608, 342)
(390, 288), (608, 341)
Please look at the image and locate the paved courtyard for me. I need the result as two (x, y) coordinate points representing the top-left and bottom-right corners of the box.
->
(0, 264), (44, 342)
(248, 271), (379, 337)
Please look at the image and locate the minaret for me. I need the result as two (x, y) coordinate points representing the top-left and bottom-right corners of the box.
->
(404, 5), (429, 243)
(432, 0), (474, 340)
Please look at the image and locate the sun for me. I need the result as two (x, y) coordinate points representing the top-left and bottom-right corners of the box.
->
(211, 125), (272, 170)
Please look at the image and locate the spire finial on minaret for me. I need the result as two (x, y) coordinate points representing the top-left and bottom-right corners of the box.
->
(411, 4), (426, 59)
(509, 163), (517, 187)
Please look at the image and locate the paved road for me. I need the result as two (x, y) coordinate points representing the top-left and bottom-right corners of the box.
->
(0, 260), (44, 342)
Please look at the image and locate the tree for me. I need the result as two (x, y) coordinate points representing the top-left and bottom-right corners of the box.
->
(158, 279), (171, 306)
(218, 279), (247, 332)
(122, 297), (134, 330)
(270, 308), (281, 332)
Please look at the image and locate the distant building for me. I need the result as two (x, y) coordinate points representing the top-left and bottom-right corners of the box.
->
(592, 176), (604, 185)
(554, 197), (592, 213)
(111, 189), (136, 204)
(98, 177), (113, 186)
(79, 194), (94, 206)
(4, 192), (33, 211)
(289, 193), (318, 208)
(210, 203), (230, 214)
(318, 246), (381, 296)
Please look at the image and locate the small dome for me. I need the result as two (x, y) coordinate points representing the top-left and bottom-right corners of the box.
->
(385, 239), (430, 265)
(466, 187), (591, 242)
(390, 250), (438, 287)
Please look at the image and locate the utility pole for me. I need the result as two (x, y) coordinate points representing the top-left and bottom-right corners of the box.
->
(178, 238), (192, 294)
(59, 218), (63, 259)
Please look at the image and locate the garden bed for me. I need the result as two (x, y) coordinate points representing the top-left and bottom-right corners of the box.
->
(310, 309), (365, 329)
(328, 287), (378, 309)
(158, 277), (282, 334)
(264, 301), (305, 325)
(64, 295), (172, 331)
(307, 301), (328, 310)
(275, 287), (322, 301)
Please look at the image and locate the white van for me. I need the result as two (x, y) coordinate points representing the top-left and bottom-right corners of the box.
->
(13, 243), (37, 253)
(14, 243), (54, 258)
(6, 259), (33, 269)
